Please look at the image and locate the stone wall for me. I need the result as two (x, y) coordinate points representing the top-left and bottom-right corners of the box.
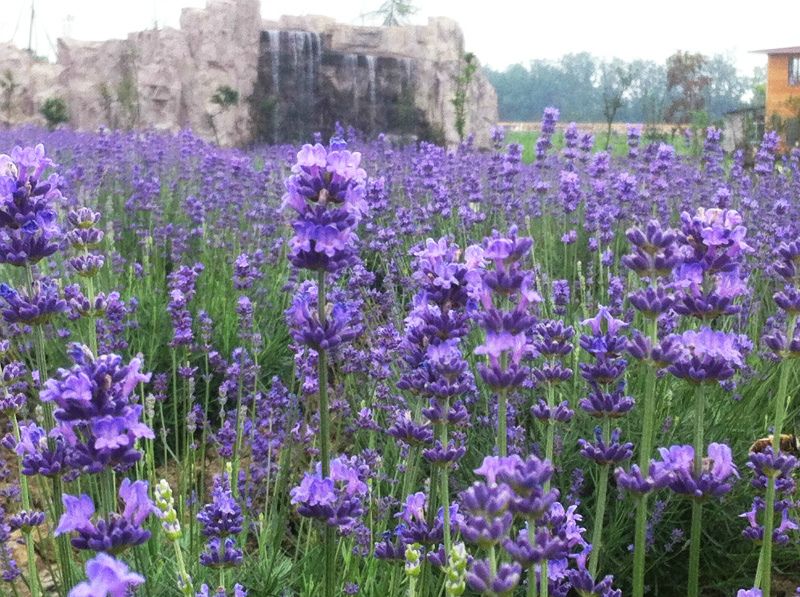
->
(0, 0), (497, 147)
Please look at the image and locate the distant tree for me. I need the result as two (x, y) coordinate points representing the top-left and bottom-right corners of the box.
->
(625, 59), (668, 129)
(557, 53), (599, 120)
(40, 97), (68, 130)
(452, 53), (478, 142)
(749, 66), (766, 108)
(486, 51), (752, 126)
(0, 70), (18, 126)
(665, 51), (710, 125)
(703, 54), (749, 118)
(369, 0), (417, 27)
(783, 96), (800, 146)
(599, 60), (638, 148)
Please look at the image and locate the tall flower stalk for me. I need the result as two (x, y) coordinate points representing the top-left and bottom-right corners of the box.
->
(671, 207), (751, 597)
(755, 238), (800, 593)
(283, 138), (367, 596)
(471, 228), (539, 457)
(0, 144), (74, 589)
(621, 218), (678, 597)
(576, 306), (634, 576)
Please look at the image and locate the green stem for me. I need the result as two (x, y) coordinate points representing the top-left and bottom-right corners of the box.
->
(100, 469), (117, 517)
(232, 368), (245, 497)
(198, 353), (212, 503)
(687, 384), (706, 597)
(407, 575), (417, 597)
(10, 411), (39, 597)
(172, 536), (193, 595)
(758, 476), (777, 592)
(638, 317), (660, 470)
(317, 271), (335, 597)
(544, 384), (556, 493)
(24, 268), (74, 594)
(439, 402), (452, 559)
(171, 349), (180, 465)
(497, 388), (508, 457)
(588, 421), (611, 577)
(756, 312), (797, 593)
(540, 560), (549, 597)
(632, 495), (648, 597)
(84, 266), (98, 356)
(632, 315), (659, 597)
(525, 514), (540, 597)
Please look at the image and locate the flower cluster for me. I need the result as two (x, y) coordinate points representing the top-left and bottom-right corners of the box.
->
(472, 228), (539, 391)
(68, 553), (144, 597)
(0, 144), (62, 266)
(282, 140), (367, 272)
(41, 344), (153, 473)
(55, 479), (156, 553)
(197, 471), (243, 568)
(290, 455), (369, 532)
(674, 208), (751, 320)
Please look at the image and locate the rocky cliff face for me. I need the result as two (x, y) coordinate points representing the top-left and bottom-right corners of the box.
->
(0, 45), (61, 127)
(255, 16), (498, 146)
(0, 0), (497, 147)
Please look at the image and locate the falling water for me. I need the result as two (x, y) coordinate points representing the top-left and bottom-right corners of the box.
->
(402, 58), (414, 90)
(267, 30), (281, 94)
(309, 32), (321, 102)
(290, 31), (302, 95)
(344, 54), (359, 119)
(267, 30), (281, 140)
(366, 55), (377, 132)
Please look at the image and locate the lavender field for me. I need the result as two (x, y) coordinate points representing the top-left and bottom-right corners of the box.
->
(0, 113), (799, 597)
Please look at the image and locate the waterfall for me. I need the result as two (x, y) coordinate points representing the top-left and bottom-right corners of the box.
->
(344, 54), (359, 118)
(309, 32), (321, 103)
(267, 30), (280, 95)
(366, 55), (377, 132)
(402, 58), (414, 90)
(267, 30), (281, 140)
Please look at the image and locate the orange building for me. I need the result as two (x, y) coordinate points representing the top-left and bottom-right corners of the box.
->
(754, 46), (800, 142)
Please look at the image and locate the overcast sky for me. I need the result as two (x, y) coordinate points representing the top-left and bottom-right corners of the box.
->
(4, 0), (799, 73)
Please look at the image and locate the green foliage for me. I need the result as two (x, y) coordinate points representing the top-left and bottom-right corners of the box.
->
(211, 85), (240, 109)
(486, 53), (763, 123)
(600, 60), (638, 148)
(665, 51), (711, 125)
(368, 0), (418, 26)
(506, 128), (693, 163)
(783, 97), (800, 147)
(0, 70), (18, 125)
(452, 53), (477, 142)
(95, 51), (139, 131)
(208, 85), (240, 144)
(117, 49), (140, 129)
(40, 97), (68, 130)
(688, 110), (711, 156)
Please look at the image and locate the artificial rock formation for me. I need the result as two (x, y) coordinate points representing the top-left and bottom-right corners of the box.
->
(0, 0), (497, 147)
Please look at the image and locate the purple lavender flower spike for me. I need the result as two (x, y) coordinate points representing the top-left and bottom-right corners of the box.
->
(290, 455), (369, 532)
(197, 472), (243, 538)
(651, 443), (739, 499)
(0, 144), (63, 267)
(40, 345), (153, 473)
(467, 558), (522, 596)
(283, 141), (367, 273)
(578, 427), (634, 466)
(55, 480), (155, 554)
(68, 553), (144, 597)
